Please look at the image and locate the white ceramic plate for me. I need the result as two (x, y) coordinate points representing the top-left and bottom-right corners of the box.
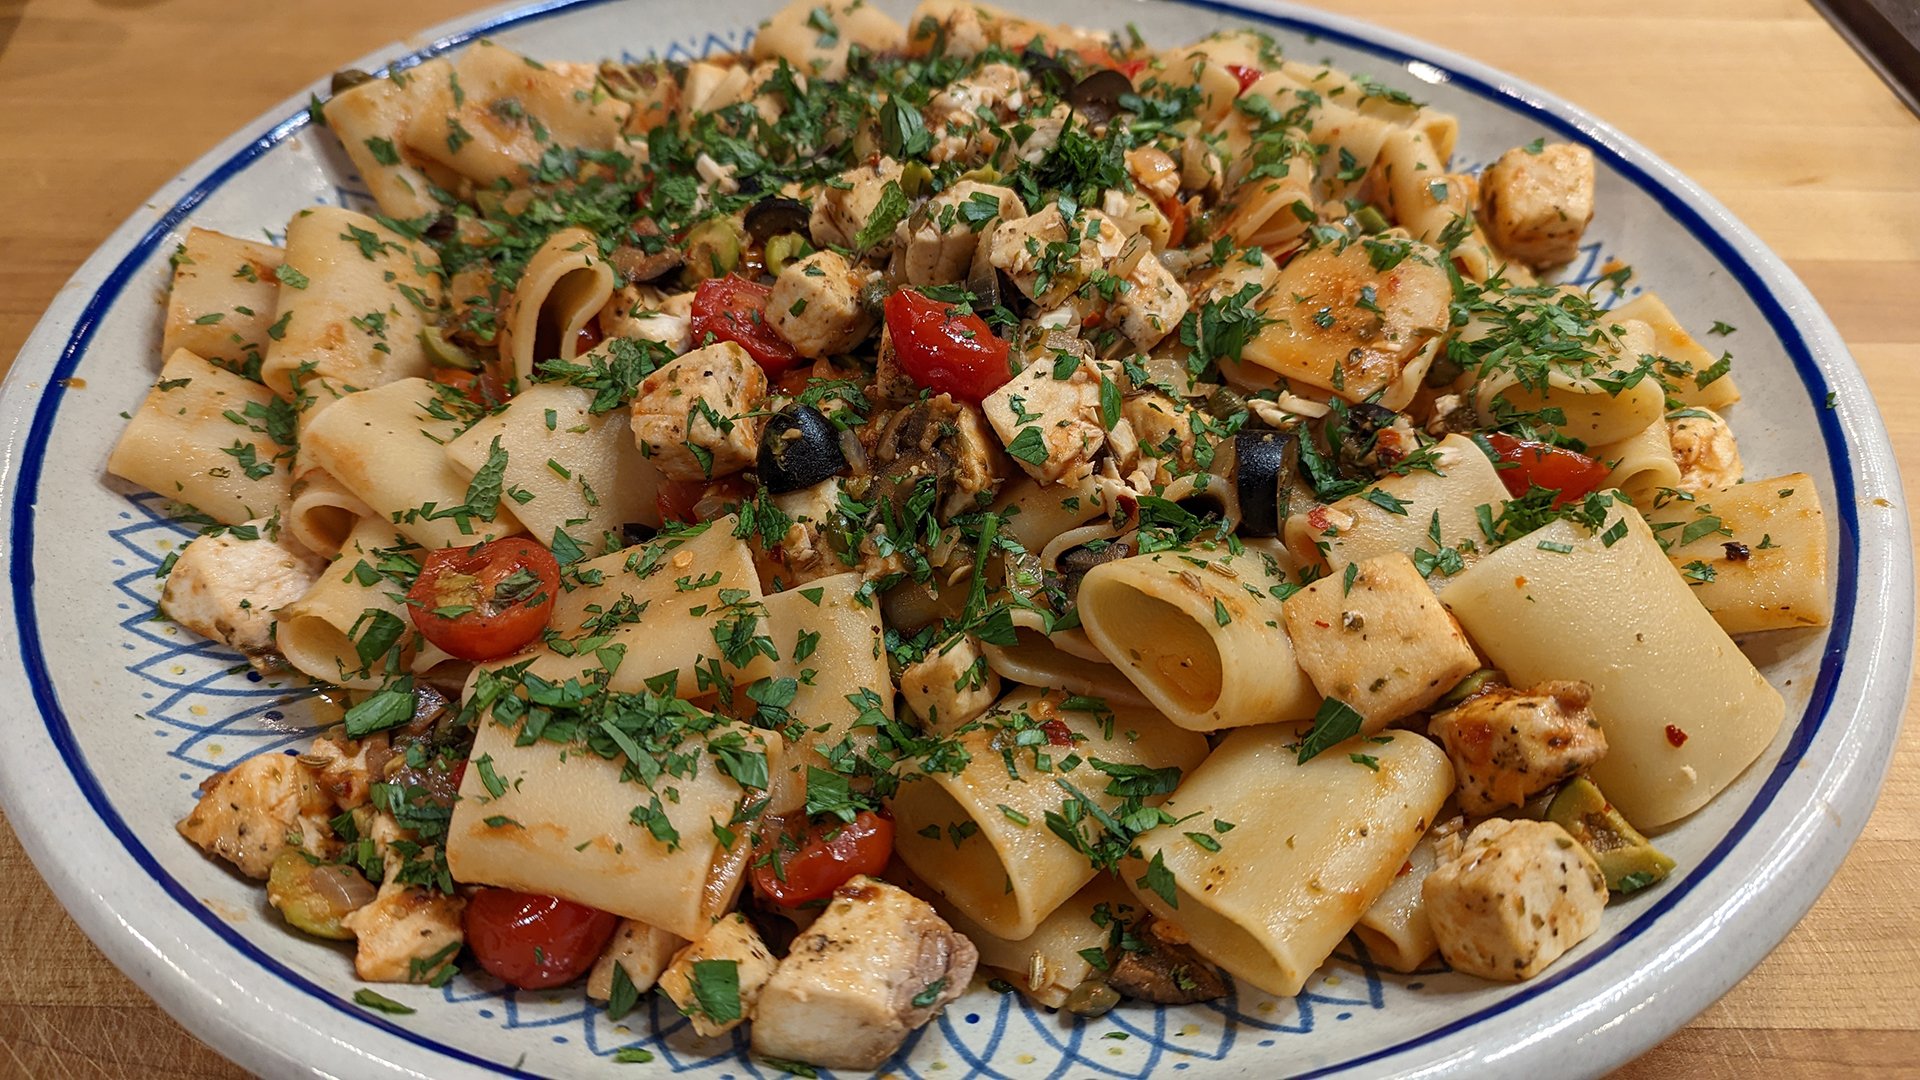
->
(0, 1), (1909, 1077)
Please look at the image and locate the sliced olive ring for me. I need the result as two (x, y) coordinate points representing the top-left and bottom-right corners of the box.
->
(1068, 69), (1135, 123)
(758, 404), (849, 494)
(744, 196), (812, 245)
(1234, 429), (1301, 538)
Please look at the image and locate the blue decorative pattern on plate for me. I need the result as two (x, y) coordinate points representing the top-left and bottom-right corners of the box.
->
(0, 2), (1908, 1079)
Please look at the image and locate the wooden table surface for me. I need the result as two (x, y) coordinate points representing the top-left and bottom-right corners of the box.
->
(0, 0), (1915, 1076)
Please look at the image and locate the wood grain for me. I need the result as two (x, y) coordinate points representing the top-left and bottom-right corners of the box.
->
(0, 0), (1914, 1077)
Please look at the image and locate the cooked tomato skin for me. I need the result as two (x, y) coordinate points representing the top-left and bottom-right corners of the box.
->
(883, 289), (1013, 403)
(1483, 433), (1611, 506)
(749, 810), (895, 907)
(689, 275), (800, 375)
(406, 538), (561, 661)
(463, 889), (619, 990)
(431, 365), (510, 408)
(1225, 64), (1264, 92)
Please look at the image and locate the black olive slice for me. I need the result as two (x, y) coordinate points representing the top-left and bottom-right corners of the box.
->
(1235, 429), (1300, 538)
(757, 404), (849, 494)
(1068, 69), (1135, 123)
(1021, 46), (1074, 97)
(744, 196), (812, 246)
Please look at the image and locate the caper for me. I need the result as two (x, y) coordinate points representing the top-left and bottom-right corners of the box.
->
(1063, 978), (1121, 1018)
(1205, 386), (1248, 421)
(329, 68), (375, 95)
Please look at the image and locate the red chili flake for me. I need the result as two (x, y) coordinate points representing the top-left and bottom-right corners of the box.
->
(1665, 724), (1690, 747)
(1306, 506), (1334, 531)
(1040, 719), (1075, 747)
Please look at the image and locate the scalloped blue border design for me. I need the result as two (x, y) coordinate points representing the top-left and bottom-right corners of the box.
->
(7, 1), (1860, 1076)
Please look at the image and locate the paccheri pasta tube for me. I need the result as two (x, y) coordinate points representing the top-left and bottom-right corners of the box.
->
(128, 3), (1828, 1055)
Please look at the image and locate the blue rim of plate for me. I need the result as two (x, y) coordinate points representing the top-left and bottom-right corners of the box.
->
(2, 0), (1862, 1076)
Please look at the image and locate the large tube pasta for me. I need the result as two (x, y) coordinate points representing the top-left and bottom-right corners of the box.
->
(1077, 541), (1319, 729)
(1121, 725), (1453, 996)
(510, 518), (777, 698)
(321, 63), (449, 220)
(401, 41), (629, 187)
(980, 618), (1153, 710)
(1240, 240), (1451, 404)
(1467, 317), (1666, 446)
(1353, 831), (1442, 973)
(299, 377), (522, 549)
(1646, 473), (1830, 634)
(990, 473), (1112, 552)
(891, 689), (1207, 940)
(444, 382), (660, 553)
(259, 207), (441, 401)
(108, 349), (293, 525)
(276, 516), (418, 689)
(1157, 30), (1267, 125)
(498, 229), (618, 383)
(749, 0), (906, 81)
(1593, 419), (1682, 510)
(162, 228), (284, 374)
(760, 573), (892, 769)
(286, 465), (373, 559)
(932, 875), (1136, 1007)
(1283, 433), (1509, 586)
(1374, 129), (1469, 244)
(1277, 60), (1457, 163)
(445, 715), (784, 941)
(1610, 292), (1741, 410)
(1441, 502), (1786, 827)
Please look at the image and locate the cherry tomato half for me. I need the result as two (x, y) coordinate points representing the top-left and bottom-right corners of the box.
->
(464, 889), (619, 990)
(1224, 64), (1264, 93)
(689, 275), (800, 375)
(750, 810), (895, 908)
(1483, 432), (1611, 507)
(406, 537), (561, 661)
(883, 289), (1014, 403)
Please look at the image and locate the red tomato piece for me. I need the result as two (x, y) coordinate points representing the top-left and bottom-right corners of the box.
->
(575, 321), (606, 355)
(430, 365), (510, 408)
(1039, 718), (1075, 746)
(464, 889), (619, 990)
(1483, 433), (1611, 507)
(1225, 64), (1264, 93)
(406, 538), (561, 661)
(654, 478), (705, 525)
(750, 810), (895, 907)
(883, 288), (1014, 403)
(1117, 57), (1151, 81)
(689, 275), (800, 375)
